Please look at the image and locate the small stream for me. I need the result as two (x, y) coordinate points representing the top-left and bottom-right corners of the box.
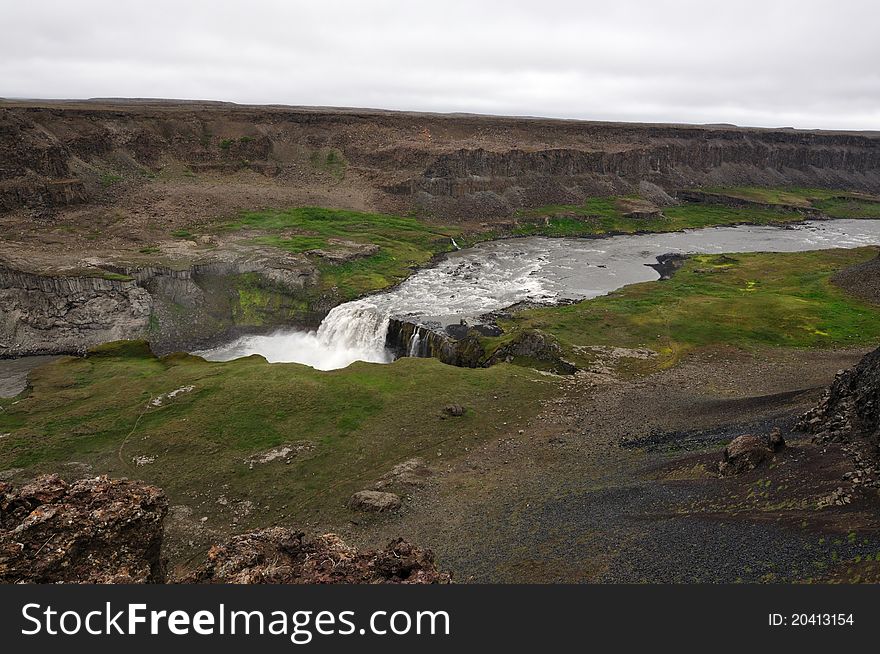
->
(197, 219), (880, 370)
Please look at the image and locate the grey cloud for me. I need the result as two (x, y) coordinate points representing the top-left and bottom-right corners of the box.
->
(1, 0), (878, 130)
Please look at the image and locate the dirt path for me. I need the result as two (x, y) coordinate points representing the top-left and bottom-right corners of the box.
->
(352, 346), (880, 582)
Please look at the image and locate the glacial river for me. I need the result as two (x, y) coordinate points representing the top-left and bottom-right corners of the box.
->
(197, 219), (880, 370)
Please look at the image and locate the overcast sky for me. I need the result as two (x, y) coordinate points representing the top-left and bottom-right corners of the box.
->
(2, 0), (878, 130)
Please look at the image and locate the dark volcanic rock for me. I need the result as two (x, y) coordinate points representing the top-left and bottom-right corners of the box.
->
(444, 403), (465, 417)
(797, 346), (880, 448)
(0, 474), (168, 583)
(718, 435), (772, 475)
(183, 529), (451, 584)
(488, 329), (577, 374)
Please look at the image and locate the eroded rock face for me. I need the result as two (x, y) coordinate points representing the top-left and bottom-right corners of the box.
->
(0, 255), (319, 356)
(0, 267), (152, 356)
(797, 346), (880, 448)
(0, 474), (168, 583)
(182, 529), (451, 584)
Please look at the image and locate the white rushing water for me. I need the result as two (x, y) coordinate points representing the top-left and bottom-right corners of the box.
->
(197, 219), (880, 369)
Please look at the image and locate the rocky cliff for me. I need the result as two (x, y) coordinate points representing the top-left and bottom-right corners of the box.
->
(0, 254), (320, 357)
(3, 99), (880, 222)
(798, 346), (880, 449)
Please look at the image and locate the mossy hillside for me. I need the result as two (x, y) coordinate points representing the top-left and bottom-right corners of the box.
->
(482, 247), (880, 372)
(0, 345), (552, 538)
(221, 207), (461, 301)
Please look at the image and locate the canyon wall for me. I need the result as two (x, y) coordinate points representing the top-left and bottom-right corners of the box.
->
(2, 100), (880, 221)
(0, 260), (320, 357)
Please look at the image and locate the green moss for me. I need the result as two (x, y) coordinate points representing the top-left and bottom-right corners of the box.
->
(99, 173), (123, 187)
(484, 247), (880, 371)
(222, 207), (459, 301)
(98, 271), (135, 282)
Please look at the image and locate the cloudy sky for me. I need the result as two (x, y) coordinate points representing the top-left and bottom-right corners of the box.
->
(2, 0), (878, 130)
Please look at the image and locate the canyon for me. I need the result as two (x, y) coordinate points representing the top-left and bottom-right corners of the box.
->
(3, 100), (880, 359)
(3, 101), (880, 583)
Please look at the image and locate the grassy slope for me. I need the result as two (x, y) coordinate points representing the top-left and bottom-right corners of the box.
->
(484, 247), (880, 372)
(0, 344), (552, 533)
(220, 207), (460, 301)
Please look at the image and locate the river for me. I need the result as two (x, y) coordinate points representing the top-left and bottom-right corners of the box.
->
(196, 219), (880, 369)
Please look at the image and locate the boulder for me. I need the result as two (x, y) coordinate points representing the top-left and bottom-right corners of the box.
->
(719, 435), (772, 476)
(347, 490), (402, 512)
(183, 529), (450, 584)
(0, 474), (168, 583)
(444, 403), (465, 417)
(768, 427), (786, 452)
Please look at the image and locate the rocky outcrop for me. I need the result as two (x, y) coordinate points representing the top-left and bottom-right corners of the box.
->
(182, 529), (450, 584)
(797, 346), (880, 448)
(386, 319), (487, 367)
(718, 431), (786, 476)
(0, 475), (450, 584)
(348, 490), (402, 512)
(0, 475), (168, 583)
(487, 329), (577, 374)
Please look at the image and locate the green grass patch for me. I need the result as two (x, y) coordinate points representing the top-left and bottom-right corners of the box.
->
(222, 207), (460, 300)
(812, 197), (880, 219)
(513, 196), (806, 237)
(0, 344), (552, 559)
(484, 247), (880, 371)
(97, 271), (134, 282)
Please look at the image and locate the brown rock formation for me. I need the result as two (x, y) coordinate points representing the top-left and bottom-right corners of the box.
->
(797, 346), (880, 448)
(182, 529), (451, 584)
(2, 99), (879, 225)
(0, 474), (168, 583)
(0, 474), (450, 584)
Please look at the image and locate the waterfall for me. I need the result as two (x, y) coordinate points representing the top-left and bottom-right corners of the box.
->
(451, 237), (461, 250)
(315, 300), (391, 358)
(408, 328), (422, 357)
